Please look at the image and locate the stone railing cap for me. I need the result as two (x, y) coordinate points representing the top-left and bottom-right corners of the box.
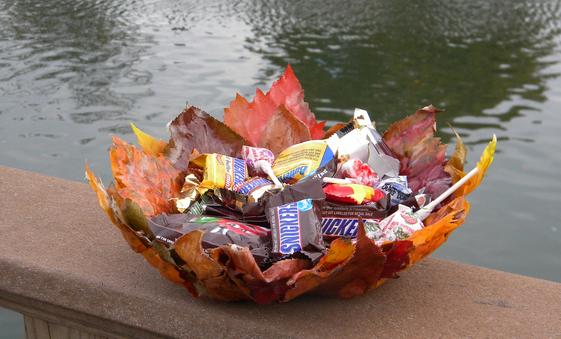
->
(1, 166), (561, 338)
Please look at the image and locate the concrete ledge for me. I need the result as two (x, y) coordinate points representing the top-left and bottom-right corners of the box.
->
(1, 165), (561, 338)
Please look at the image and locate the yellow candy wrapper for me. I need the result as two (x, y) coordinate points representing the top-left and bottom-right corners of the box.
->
(191, 153), (247, 190)
(272, 140), (337, 184)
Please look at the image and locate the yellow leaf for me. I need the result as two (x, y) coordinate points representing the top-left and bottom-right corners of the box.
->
(131, 123), (167, 156)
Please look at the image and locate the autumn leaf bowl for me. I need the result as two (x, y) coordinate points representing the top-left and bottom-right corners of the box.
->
(86, 66), (496, 304)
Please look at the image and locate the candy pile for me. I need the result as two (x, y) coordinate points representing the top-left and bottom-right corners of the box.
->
(145, 107), (480, 267)
(87, 66), (496, 303)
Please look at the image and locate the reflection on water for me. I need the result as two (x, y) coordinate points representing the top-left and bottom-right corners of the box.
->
(1, 0), (561, 327)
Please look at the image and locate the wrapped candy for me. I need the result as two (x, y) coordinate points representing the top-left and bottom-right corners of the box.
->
(338, 158), (379, 186)
(377, 176), (412, 206)
(241, 146), (282, 187)
(191, 153), (247, 190)
(323, 183), (386, 205)
(272, 139), (337, 184)
(365, 204), (424, 244)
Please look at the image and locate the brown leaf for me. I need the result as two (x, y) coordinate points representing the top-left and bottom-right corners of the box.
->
(167, 106), (246, 171)
(284, 222), (386, 301)
(174, 230), (248, 301)
(212, 245), (310, 304)
(260, 105), (311, 155)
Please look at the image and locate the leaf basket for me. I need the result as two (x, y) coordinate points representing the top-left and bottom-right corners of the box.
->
(86, 66), (495, 304)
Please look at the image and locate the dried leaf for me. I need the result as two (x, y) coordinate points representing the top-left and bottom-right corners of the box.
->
(174, 230), (248, 301)
(408, 197), (469, 266)
(380, 240), (413, 278)
(224, 65), (325, 148)
(131, 123), (167, 156)
(267, 65), (326, 139)
(458, 135), (497, 197)
(383, 106), (451, 198)
(383, 105), (439, 157)
(167, 106), (246, 171)
(260, 105), (311, 155)
(444, 129), (468, 189)
(110, 137), (182, 216)
(86, 166), (147, 252)
(213, 245), (310, 304)
(284, 223), (385, 300)
(224, 91), (276, 146)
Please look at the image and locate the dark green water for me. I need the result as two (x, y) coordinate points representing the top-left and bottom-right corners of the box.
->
(1, 0), (561, 335)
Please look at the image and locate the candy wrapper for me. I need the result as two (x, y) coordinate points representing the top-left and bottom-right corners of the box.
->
(266, 198), (325, 262)
(335, 109), (400, 179)
(324, 183), (386, 205)
(337, 158), (379, 186)
(321, 199), (389, 239)
(272, 139), (337, 184)
(191, 153), (247, 190)
(241, 146), (283, 187)
(265, 175), (326, 262)
(377, 176), (412, 206)
(365, 204), (424, 244)
(174, 173), (202, 212)
(149, 214), (271, 265)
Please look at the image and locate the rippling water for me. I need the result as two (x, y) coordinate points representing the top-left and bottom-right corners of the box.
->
(1, 0), (561, 334)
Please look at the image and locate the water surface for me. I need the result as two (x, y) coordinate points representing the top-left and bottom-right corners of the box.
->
(1, 0), (561, 334)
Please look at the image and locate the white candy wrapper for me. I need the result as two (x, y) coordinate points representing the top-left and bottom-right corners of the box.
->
(366, 204), (424, 244)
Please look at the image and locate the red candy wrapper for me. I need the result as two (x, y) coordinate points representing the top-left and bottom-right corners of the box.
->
(338, 158), (379, 186)
(323, 183), (386, 205)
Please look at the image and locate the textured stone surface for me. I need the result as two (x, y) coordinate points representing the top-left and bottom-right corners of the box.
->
(1, 165), (560, 338)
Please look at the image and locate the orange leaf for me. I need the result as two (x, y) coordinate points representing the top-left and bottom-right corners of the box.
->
(260, 105), (311, 155)
(224, 65), (325, 149)
(110, 136), (182, 216)
(408, 197), (470, 265)
(224, 91), (276, 146)
(267, 65), (325, 139)
(86, 165), (147, 253)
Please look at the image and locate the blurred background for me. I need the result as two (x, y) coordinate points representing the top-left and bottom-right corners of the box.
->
(1, 0), (560, 336)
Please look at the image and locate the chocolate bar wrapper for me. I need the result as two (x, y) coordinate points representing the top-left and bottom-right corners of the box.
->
(266, 199), (325, 262)
(234, 177), (275, 202)
(149, 214), (271, 265)
(191, 153), (247, 190)
(272, 139), (337, 184)
(321, 199), (390, 239)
